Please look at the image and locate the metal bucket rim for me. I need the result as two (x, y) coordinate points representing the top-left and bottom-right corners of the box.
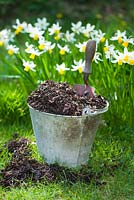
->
(27, 101), (109, 118)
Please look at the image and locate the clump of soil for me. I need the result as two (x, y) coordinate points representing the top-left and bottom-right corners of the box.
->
(0, 138), (54, 187)
(27, 80), (107, 116)
(0, 137), (106, 188)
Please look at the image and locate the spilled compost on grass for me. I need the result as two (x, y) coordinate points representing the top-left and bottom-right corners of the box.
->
(0, 137), (107, 188)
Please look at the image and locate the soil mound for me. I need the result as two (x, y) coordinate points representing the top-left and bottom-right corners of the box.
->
(0, 138), (106, 188)
(27, 80), (107, 116)
(0, 138), (54, 187)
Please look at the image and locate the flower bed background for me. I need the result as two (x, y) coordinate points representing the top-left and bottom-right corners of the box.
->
(0, 17), (134, 128)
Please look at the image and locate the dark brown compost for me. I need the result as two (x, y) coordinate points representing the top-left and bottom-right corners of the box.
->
(0, 138), (107, 188)
(27, 80), (107, 116)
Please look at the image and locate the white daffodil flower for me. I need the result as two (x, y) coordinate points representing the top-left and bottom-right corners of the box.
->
(38, 37), (49, 51)
(25, 42), (42, 59)
(45, 42), (55, 54)
(63, 31), (76, 42)
(110, 30), (126, 44)
(128, 52), (134, 65)
(12, 19), (27, 35)
(75, 41), (87, 53)
(112, 48), (134, 65)
(122, 36), (134, 47)
(22, 59), (36, 72)
(34, 17), (50, 31)
(0, 39), (4, 46)
(93, 52), (102, 63)
(111, 51), (124, 65)
(48, 22), (62, 35)
(24, 23), (33, 33)
(38, 37), (47, 51)
(27, 26), (44, 40)
(71, 21), (82, 34)
(104, 40), (116, 59)
(6, 44), (19, 55)
(123, 47), (130, 63)
(25, 42), (35, 51)
(81, 23), (95, 37)
(54, 32), (63, 41)
(38, 37), (55, 53)
(57, 44), (70, 55)
(0, 29), (14, 46)
(56, 63), (70, 75)
(92, 29), (106, 43)
(71, 59), (85, 73)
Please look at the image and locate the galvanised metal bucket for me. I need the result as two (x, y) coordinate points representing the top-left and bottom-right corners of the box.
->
(28, 102), (109, 168)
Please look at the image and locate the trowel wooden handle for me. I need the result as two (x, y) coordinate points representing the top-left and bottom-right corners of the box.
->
(84, 40), (96, 74)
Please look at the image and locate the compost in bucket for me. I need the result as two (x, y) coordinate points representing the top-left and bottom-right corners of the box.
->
(27, 80), (107, 116)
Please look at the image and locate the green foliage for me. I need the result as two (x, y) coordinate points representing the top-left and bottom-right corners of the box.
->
(0, 145), (11, 170)
(0, 81), (29, 124)
(1, 18), (134, 128)
(90, 137), (130, 172)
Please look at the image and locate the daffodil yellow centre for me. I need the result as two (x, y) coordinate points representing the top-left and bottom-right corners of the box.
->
(24, 66), (30, 72)
(15, 25), (23, 34)
(30, 54), (35, 59)
(124, 55), (129, 62)
(54, 34), (60, 41)
(60, 49), (65, 55)
(78, 66), (83, 73)
(100, 37), (105, 43)
(0, 41), (4, 46)
(104, 47), (108, 52)
(8, 49), (14, 55)
(48, 49), (52, 54)
(38, 44), (45, 50)
(129, 59), (134, 65)
(82, 46), (86, 52)
(118, 59), (123, 65)
(59, 69), (65, 75)
(34, 34), (39, 40)
(83, 32), (88, 37)
(56, 13), (63, 19)
(54, 30), (60, 35)
(25, 47), (30, 51)
(122, 41), (128, 48)
(118, 37), (123, 44)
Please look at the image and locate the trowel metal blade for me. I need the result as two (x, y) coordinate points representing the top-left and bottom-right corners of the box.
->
(73, 84), (95, 97)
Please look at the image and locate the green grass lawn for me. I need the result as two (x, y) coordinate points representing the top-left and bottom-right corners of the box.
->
(0, 80), (134, 199)
(0, 123), (134, 200)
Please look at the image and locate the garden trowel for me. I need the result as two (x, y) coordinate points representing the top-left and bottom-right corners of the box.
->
(73, 40), (96, 98)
